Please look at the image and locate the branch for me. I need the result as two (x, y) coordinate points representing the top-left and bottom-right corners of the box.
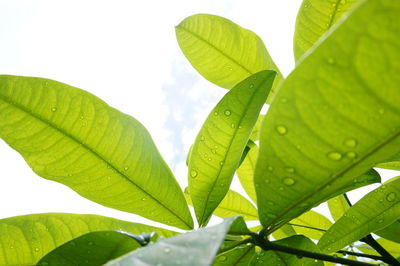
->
(336, 250), (384, 261)
(251, 233), (374, 266)
(287, 223), (327, 232)
(361, 235), (400, 266)
(218, 237), (252, 254)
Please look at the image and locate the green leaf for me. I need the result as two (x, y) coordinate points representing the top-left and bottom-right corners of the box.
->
(0, 213), (176, 266)
(357, 238), (400, 258)
(106, 217), (239, 266)
(254, 0), (399, 227)
(0, 75), (193, 230)
(184, 188), (258, 221)
(318, 178), (400, 252)
(327, 195), (350, 221)
(271, 224), (297, 240)
(376, 161), (400, 171)
(176, 14), (283, 101)
(290, 210), (332, 240)
(188, 70), (276, 226)
(374, 220), (400, 243)
(250, 115), (265, 141)
(236, 143), (258, 203)
(214, 245), (255, 266)
(293, 0), (360, 61)
(252, 235), (323, 265)
(37, 231), (142, 266)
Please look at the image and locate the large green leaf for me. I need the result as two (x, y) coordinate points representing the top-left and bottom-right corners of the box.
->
(0, 75), (193, 229)
(293, 0), (360, 61)
(318, 178), (400, 252)
(236, 144), (258, 203)
(375, 220), (400, 244)
(184, 188), (258, 221)
(290, 210), (332, 240)
(188, 70), (276, 226)
(327, 195), (350, 221)
(176, 14), (283, 101)
(254, 0), (400, 228)
(106, 217), (238, 266)
(37, 231), (143, 266)
(251, 235), (323, 265)
(0, 213), (176, 266)
(214, 245), (255, 266)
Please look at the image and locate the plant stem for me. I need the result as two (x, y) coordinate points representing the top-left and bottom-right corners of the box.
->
(251, 233), (374, 266)
(218, 237), (252, 254)
(287, 223), (326, 232)
(360, 235), (400, 266)
(336, 250), (384, 261)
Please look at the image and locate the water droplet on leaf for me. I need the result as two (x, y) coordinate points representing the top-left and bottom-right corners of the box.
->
(377, 219), (384, 224)
(213, 111), (218, 116)
(276, 125), (288, 135)
(267, 166), (273, 171)
(386, 192), (396, 202)
(51, 107), (57, 112)
(283, 177), (295, 186)
(327, 57), (335, 64)
(327, 151), (342, 160)
(224, 110), (231, 116)
(219, 256), (227, 262)
(346, 151), (357, 159)
(344, 138), (357, 147)
(231, 123), (235, 128)
(88, 241), (94, 246)
(190, 170), (198, 178)
(285, 167), (295, 173)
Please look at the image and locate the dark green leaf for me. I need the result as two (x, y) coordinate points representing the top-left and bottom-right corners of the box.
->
(214, 245), (255, 266)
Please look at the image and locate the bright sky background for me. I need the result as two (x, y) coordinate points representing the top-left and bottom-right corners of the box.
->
(0, 0), (398, 231)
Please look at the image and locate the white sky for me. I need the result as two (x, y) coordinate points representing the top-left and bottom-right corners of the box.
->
(0, 0), (397, 231)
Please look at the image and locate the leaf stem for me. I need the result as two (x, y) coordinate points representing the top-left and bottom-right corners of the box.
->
(360, 235), (400, 266)
(287, 223), (327, 232)
(218, 237), (252, 254)
(251, 233), (374, 266)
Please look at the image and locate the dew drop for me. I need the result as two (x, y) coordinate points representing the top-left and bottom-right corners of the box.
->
(211, 149), (217, 154)
(276, 125), (288, 135)
(378, 108), (385, 115)
(346, 151), (357, 159)
(386, 192), (397, 202)
(249, 84), (254, 89)
(141, 197), (147, 201)
(219, 161), (224, 166)
(344, 138), (357, 147)
(231, 123), (235, 128)
(88, 241), (94, 246)
(190, 170), (198, 178)
(124, 166), (129, 171)
(51, 107), (57, 112)
(34, 247), (40, 252)
(9, 245), (14, 249)
(285, 167), (295, 173)
(377, 219), (384, 224)
(219, 256), (227, 262)
(267, 166), (273, 171)
(200, 136), (205, 141)
(79, 115), (84, 120)
(208, 158), (212, 161)
(283, 177), (295, 186)
(331, 3), (336, 7)
(164, 247), (171, 254)
(327, 151), (342, 161)
(213, 111), (218, 116)
(327, 57), (335, 64)
(238, 125), (242, 129)
(224, 110), (231, 116)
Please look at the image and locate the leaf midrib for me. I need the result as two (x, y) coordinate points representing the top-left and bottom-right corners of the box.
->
(176, 25), (253, 76)
(268, 128), (400, 228)
(199, 75), (272, 225)
(0, 94), (191, 229)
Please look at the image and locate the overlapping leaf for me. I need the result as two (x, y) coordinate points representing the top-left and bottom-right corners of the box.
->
(106, 217), (239, 266)
(37, 231), (143, 266)
(319, 178), (400, 252)
(188, 70), (276, 226)
(293, 0), (360, 61)
(176, 14), (283, 101)
(290, 210), (332, 240)
(0, 75), (193, 229)
(0, 213), (176, 265)
(214, 245), (255, 266)
(236, 144), (258, 203)
(328, 195), (350, 221)
(254, 0), (400, 227)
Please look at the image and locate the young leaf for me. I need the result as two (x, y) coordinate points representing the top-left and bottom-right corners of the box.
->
(188, 70), (276, 226)
(105, 217), (239, 266)
(176, 14), (283, 101)
(236, 144), (258, 203)
(214, 245), (255, 266)
(318, 178), (400, 252)
(0, 75), (193, 229)
(37, 231), (142, 266)
(327, 195), (351, 221)
(0, 213), (176, 266)
(290, 210), (332, 240)
(293, 0), (360, 61)
(254, 0), (400, 228)
(184, 188), (259, 221)
(252, 235), (323, 265)
(272, 224), (297, 240)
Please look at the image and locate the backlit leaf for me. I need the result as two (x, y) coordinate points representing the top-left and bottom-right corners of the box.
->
(290, 210), (332, 240)
(214, 245), (255, 266)
(318, 178), (400, 252)
(188, 70), (276, 226)
(327, 195), (350, 221)
(236, 144), (258, 203)
(0, 213), (176, 266)
(254, 0), (399, 227)
(0, 75), (193, 229)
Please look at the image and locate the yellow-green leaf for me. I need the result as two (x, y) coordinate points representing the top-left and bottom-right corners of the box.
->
(254, 0), (399, 227)
(327, 195), (350, 221)
(318, 179), (400, 252)
(293, 0), (360, 61)
(0, 213), (176, 266)
(236, 144), (258, 203)
(188, 70), (276, 226)
(0, 75), (193, 230)
(176, 14), (283, 101)
(290, 210), (332, 240)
